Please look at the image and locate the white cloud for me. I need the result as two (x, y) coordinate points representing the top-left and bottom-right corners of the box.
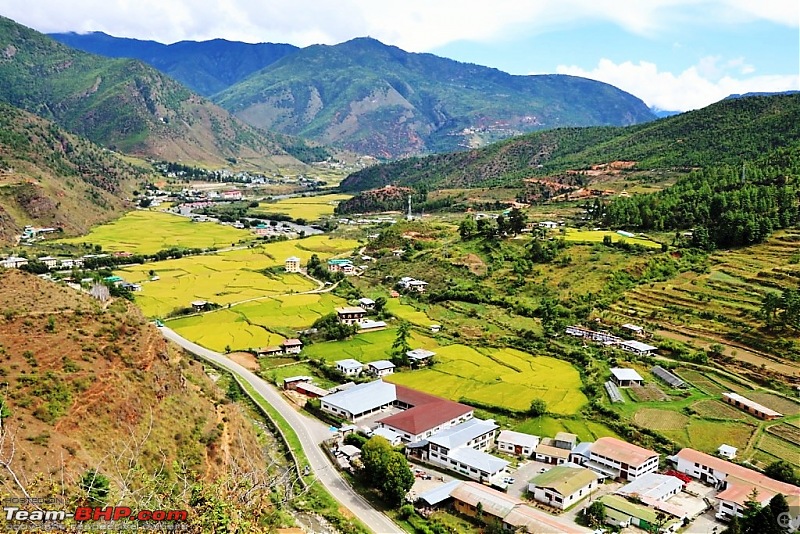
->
(555, 58), (800, 111)
(1, 0), (797, 49)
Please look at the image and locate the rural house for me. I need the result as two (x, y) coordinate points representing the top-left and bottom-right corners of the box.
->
(283, 376), (313, 390)
(527, 465), (600, 510)
(618, 339), (658, 356)
(367, 360), (395, 377)
(327, 258), (354, 274)
(281, 338), (303, 354)
(357, 297), (375, 310)
(0, 256), (28, 269)
(610, 368), (645, 387)
(335, 359), (364, 376)
(496, 430), (540, 457)
(406, 348), (435, 365)
(284, 256), (301, 273)
(336, 306), (367, 325)
(37, 256), (59, 269)
(257, 346), (283, 357)
(587, 437), (659, 481)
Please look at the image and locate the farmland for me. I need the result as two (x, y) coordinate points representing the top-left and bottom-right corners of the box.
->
(254, 193), (352, 220)
(116, 235), (359, 316)
(559, 228), (663, 249)
(303, 328), (439, 364)
(56, 210), (252, 254)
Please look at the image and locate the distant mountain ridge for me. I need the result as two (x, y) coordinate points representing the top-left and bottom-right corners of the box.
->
(49, 31), (299, 96)
(215, 37), (656, 158)
(340, 93), (800, 191)
(0, 17), (302, 168)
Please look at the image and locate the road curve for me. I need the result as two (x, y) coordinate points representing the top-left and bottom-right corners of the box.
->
(158, 326), (402, 534)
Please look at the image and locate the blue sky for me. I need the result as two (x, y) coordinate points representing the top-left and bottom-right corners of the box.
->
(2, 0), (798, 111)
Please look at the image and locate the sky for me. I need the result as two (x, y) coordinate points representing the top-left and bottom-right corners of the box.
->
(2, 0), (798, 111)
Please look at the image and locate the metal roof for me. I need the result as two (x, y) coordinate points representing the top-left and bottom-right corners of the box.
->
(652, 365), (685, 388)
(497, 430), (540, 449)
(448, 447), (508, 474)
(407, 348), (436, 360)
(322, 380), (395, 415)
(416, 480), (462, 506)
(617, 473), (683, 501)
(529, 466), (599, 496)
(428, 419), (497, 450)
(619, 340), (657, 352)
(368, 360), (395, 371)
(722, 392), (782, 417)
(335, 358), (363, 369)
(372, 427), (400, 442)
(610, 367), (644, 382)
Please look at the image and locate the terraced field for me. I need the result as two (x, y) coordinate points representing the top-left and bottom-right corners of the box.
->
(56, 210), (252, 254)
(254, 193), (352, 220)
(603, 230), (800, 377)
(560, 229), (663, 249)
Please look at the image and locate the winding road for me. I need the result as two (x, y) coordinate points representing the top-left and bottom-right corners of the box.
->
(158, 326), (401, 534)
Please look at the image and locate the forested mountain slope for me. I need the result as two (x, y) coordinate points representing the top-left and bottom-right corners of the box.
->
(215, 37), (655, 158)
(340, 93), (800, 191)
(0, 17), (300, 168)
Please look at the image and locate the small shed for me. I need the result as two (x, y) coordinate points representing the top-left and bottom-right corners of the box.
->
(718, 444), (737, 460)
(190, 300), (208, 312)
(610, 368), (644, 387)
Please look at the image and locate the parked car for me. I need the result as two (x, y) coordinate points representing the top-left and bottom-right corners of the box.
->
(503, 477), (516, 484)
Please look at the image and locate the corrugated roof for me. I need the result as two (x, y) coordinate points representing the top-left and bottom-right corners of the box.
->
(447, 447), (508, 474)
(503, 504), (589, 533)
(536, 443), (571, 459)
(406, 348), (436, 360)
(322, 380), (395, 415)
(368, 360), (395, 370)
(619, 340), (657, 352)
(722, 392), (782, 417)
(450, 481), (520, 518)
(497, 430), (539, 449)
(529, 466), (599, 496)
(378, 399), (472, 435)
(591, 437), (658, 467)
(335, 358), (363, 369)
(610, 367), (644, 382)
(336, 306), (366, 314)
(416, 480), (462, 506)
(617, 473), (683, 501)
(429, 419), (497, 450)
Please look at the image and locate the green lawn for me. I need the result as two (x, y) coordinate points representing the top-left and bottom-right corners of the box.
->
(56, 210), (253, 254)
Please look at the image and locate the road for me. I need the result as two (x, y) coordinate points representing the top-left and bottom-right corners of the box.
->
(158, 327), (402, 534)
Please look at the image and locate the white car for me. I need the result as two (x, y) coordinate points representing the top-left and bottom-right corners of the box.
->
(503, 477), (516, 484)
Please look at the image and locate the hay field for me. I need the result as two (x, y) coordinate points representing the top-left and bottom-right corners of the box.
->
(387, 346), (587, 414)
(255, 194), (352, 220)
(56, 210), (252, 254)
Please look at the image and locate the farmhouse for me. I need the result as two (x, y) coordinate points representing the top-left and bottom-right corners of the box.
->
(284, 256), (301, 273)
(673, 448), (800, 520)
(527, 466), (600, 510)
(616, 473), (683, 503)
(496, 430), (540, 457)
(190, 300), (208, 312)
(429, 324), (441, 333)
(535, 440), (571, 465)
(618, 339), (658, 356)
(327, 258), (354, 273)
(0, 256), (28, 269)
(257, 346), (283, 356)
(281, 338), (303, 354)
(610, 368), (645, 387)
(406, 348), (435, 364)
(538, 221), (558, 229)
(587, 437), (659, 481)
(335, 359), (364, 376)
(320, 379), (395, 421)
(357, 297), (375, 310)
(335, 306), (367, 325)
(283, 376), (313, 390)
(721, 392), (782, 420)
(397, 277), (428, 293)
(377, 386), (473, 443)
(367, 360), (395, 377)
(621, 323), (645, 337)
(37, 256), (59, 269)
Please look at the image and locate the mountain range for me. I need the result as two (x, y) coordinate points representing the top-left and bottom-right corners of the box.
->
(0, 17), (303, 168)
(49, 32), (657, 159)
(340, 93), (800, 191)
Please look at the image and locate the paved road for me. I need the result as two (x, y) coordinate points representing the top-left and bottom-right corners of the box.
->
(159, 327), (401, 534)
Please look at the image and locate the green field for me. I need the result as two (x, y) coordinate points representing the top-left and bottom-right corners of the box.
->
(303, 329), (439, 364)
(56, 210), (252, 254)
(255, 194), (352, 220)
(169, 293), (347, 352)
(560, 229), (662, 249)
(514, 416), (620, 442)
(387, 345), (587, 414)
(116, 236), (359, 316)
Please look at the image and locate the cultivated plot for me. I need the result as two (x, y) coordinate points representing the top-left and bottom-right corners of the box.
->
(254, 194), (352, 220)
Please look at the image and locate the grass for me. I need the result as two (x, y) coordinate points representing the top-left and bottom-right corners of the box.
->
(662, 419), (756, 452)
(55, 210), (253, 254)
(745, 392), (800, 417)
(514, 416), (620, 442)
(756, 434), (800, 469)
(261, 363), (339, 390)
(559, 228), (663, 248)
(116, 235), (358, 317)
(254, 193), (352, 220)
(633, 408), (689, 430)
(387, 346), (587, 414)
(303, 329), (438, 364)
(691, 399), (752, 421)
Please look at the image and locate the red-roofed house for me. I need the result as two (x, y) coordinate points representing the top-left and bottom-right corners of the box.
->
(587, 437), (659, 481)
(674, 448), (800, 520)
(377, 385), (473, 443)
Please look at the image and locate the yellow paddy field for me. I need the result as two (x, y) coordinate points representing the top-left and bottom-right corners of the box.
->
(56, 210), (252, 254)
(255, 194), (352, 220)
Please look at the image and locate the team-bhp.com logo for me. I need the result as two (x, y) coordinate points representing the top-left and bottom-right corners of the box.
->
(3, 497), (189, 531)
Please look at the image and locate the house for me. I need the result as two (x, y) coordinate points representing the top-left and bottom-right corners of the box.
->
(616, 473), (684, 503)
(527, 466), (600, 510)
(284, 256), (301, 273)
(587, 437), (659, 481)
(406, 348), (435, 365)
(367, 360), (395, 377)
(408, 280), (428, 293)
(37, 256), (59, 269)
(618, 339), (658, 356)
(190, 300), (208, 312)
(0, 256), (28, 269)
(295, 382), (329, 398)
(320, 380), (396, 421)
(357, 297), (375, 310)
(429, 324), (441, 333)
(496, 430), (540, 458)
(538, 221), (558, 229)
(439, 446), (509, 483)
(377, 386), (473, 443)
(372, 427), (402, 446)
(622, 323), (645, 337)
(392, 249), (405, 257)
(283, 376), (313, 390)
(610, 368), (645, 387)
(673, 448), (800, 521)
(327, 258), (353, 273)
(59, 258), (84, 269)
(598, 494), (679, 532)
(335, 306), (367, 325)
(535, 440), (572, 465)
(281, 338), (303, 354)
(389, 290), (400, 298)
(257, 346), (284, 357)
(554, 432), (578, 450)
(415, 480), (462, 509)
(335, 359), (363, 376)
(721, 392), (782, 420)
(570, 442), (594, 466)
(718, 444), (737, 460)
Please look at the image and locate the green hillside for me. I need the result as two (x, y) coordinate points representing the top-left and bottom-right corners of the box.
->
(0, 16), (300, 168)
(340, 93), (800, 191)
(215, 37), (654, 158)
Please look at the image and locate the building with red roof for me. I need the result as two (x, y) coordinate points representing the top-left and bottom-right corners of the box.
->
(586, 437), (659, 481)
(377, 384), (473, 442)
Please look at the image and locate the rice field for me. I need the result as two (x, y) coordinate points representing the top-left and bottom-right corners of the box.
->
(387, 346), (587, 414)
(745, 392), (800, 417)
(303, 329), (439, 364)
(116, 236), (359, 316)
(514, 417), (620, 442)
(661, 420), (756, 452)
(757, 434), (800, 468)
(690, 400), (752, 421)
(254, 193), (352, 220)
(560, 229), (663, 249)
(55, 210), (252, 254)
(633, 408), (689, 430)
(383, 298), (435, 327)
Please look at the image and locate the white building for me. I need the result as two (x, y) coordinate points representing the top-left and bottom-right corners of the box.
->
(587, 437), (659, 481)
(336, 307), (367, 325)
(281, 338), (303, 354)
(0, 256), (29, 269)
(616, 473), (683, 502)
(368, 360), (395, 377)
(320, 380), (395, 421)
(527, 466), (600, 510)
(610, 368), (645, 387)
(372, 426), (402, 446)
(37, 256), (59, 269)
(406, 348), (435, 364)
(496, 430), (540, 458)
(335, 359), (364, 376)
(718, 444), (737, 460)
(618, 339), (657, 356)
(284, 256), (301, 273)
(358, 297), (375, 310)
